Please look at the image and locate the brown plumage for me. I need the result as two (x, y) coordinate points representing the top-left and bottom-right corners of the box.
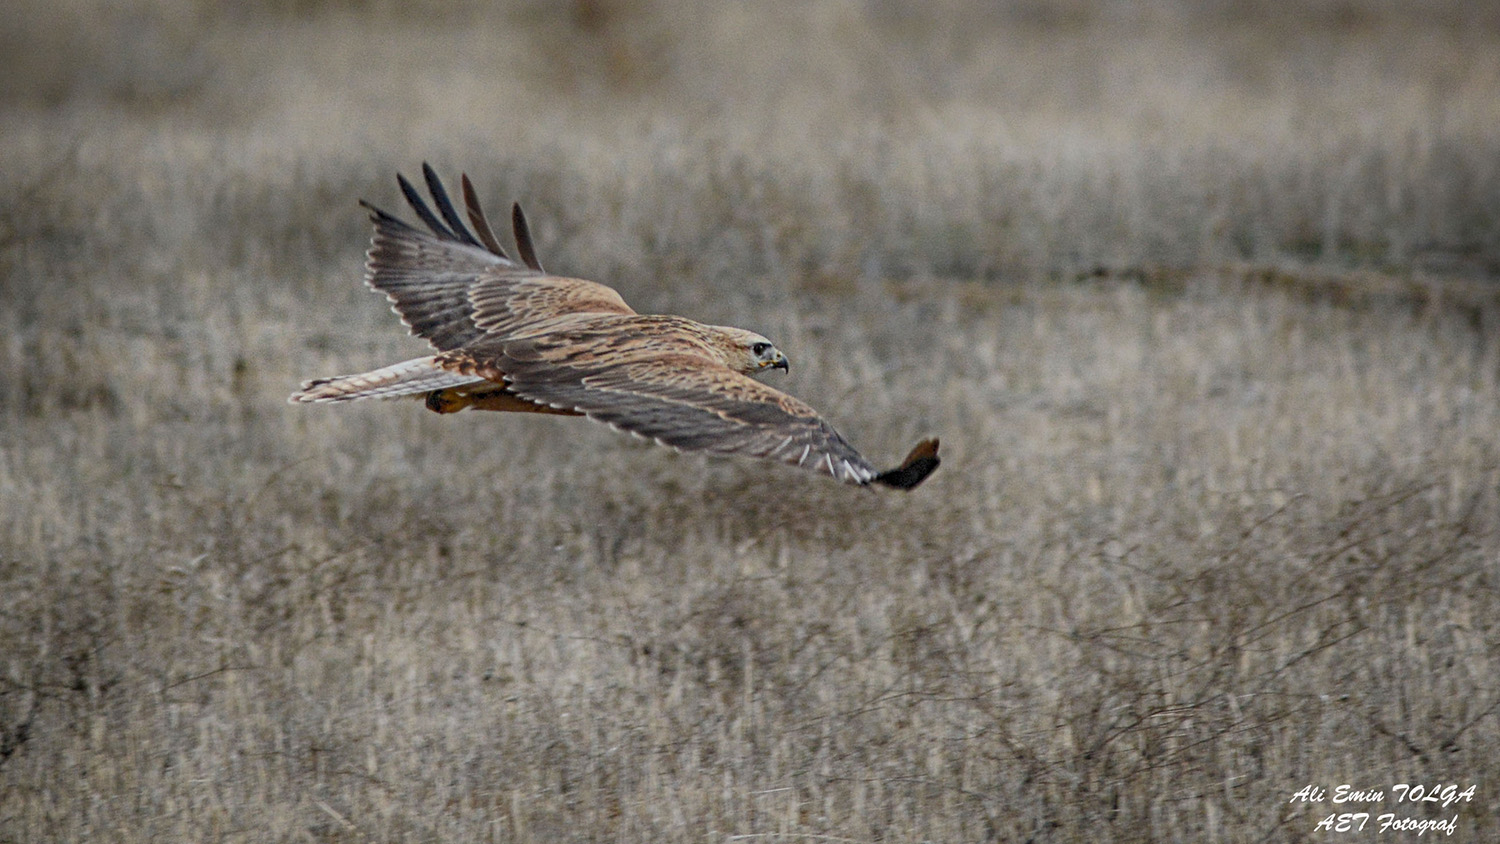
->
(289, 164), (940, 489)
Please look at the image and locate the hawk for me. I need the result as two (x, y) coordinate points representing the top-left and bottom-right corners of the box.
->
(289, 165), (940, 489)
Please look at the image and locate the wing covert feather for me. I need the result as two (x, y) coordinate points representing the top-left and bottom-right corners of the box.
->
(482, 332), (883, 485)
(362, 168), (634, 352)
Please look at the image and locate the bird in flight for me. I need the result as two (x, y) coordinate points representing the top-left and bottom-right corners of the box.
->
(289, 165), (940, 489)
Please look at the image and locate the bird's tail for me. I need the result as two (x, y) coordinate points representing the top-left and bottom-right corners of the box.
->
(289, 356), (488, 403)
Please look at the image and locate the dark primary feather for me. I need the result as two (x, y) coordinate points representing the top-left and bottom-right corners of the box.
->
(397, 172), (458, 242)
(872, 438), (941, 489)
(422, 162), (484, 249)
(461, 174), (510, 260)
(512, 203), (544, 272)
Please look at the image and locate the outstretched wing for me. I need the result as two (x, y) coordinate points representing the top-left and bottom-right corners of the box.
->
(440, 327), (940, 488)
(362, 164), (635, 351)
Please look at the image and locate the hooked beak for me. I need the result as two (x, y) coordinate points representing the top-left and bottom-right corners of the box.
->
(765, 353), (789, 373)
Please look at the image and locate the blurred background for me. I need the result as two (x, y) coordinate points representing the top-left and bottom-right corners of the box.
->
(4, 2), (1500, 841)
(6, 0), (1500, 283)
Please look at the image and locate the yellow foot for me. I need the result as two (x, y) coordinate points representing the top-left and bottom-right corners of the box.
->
(425, 390), (471, 414)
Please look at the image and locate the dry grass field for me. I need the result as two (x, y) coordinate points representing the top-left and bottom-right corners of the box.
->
(4, 1), (1500, 840)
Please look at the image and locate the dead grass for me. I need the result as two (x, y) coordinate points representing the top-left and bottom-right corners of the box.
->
(3, 1), (1500, 841)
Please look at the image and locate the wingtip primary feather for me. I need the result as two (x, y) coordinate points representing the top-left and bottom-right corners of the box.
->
(461, 173), (511, 260)
(421, 163), (485, 249)
(398, 169), (456, 240)
(512, 202), (544, 272)
(871, 437), (940, 490)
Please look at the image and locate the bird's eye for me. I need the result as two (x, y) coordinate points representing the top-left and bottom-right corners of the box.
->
(751, 342), (770, 356)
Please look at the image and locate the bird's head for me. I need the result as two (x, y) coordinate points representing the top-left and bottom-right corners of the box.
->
(714, 327), (789, 377)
